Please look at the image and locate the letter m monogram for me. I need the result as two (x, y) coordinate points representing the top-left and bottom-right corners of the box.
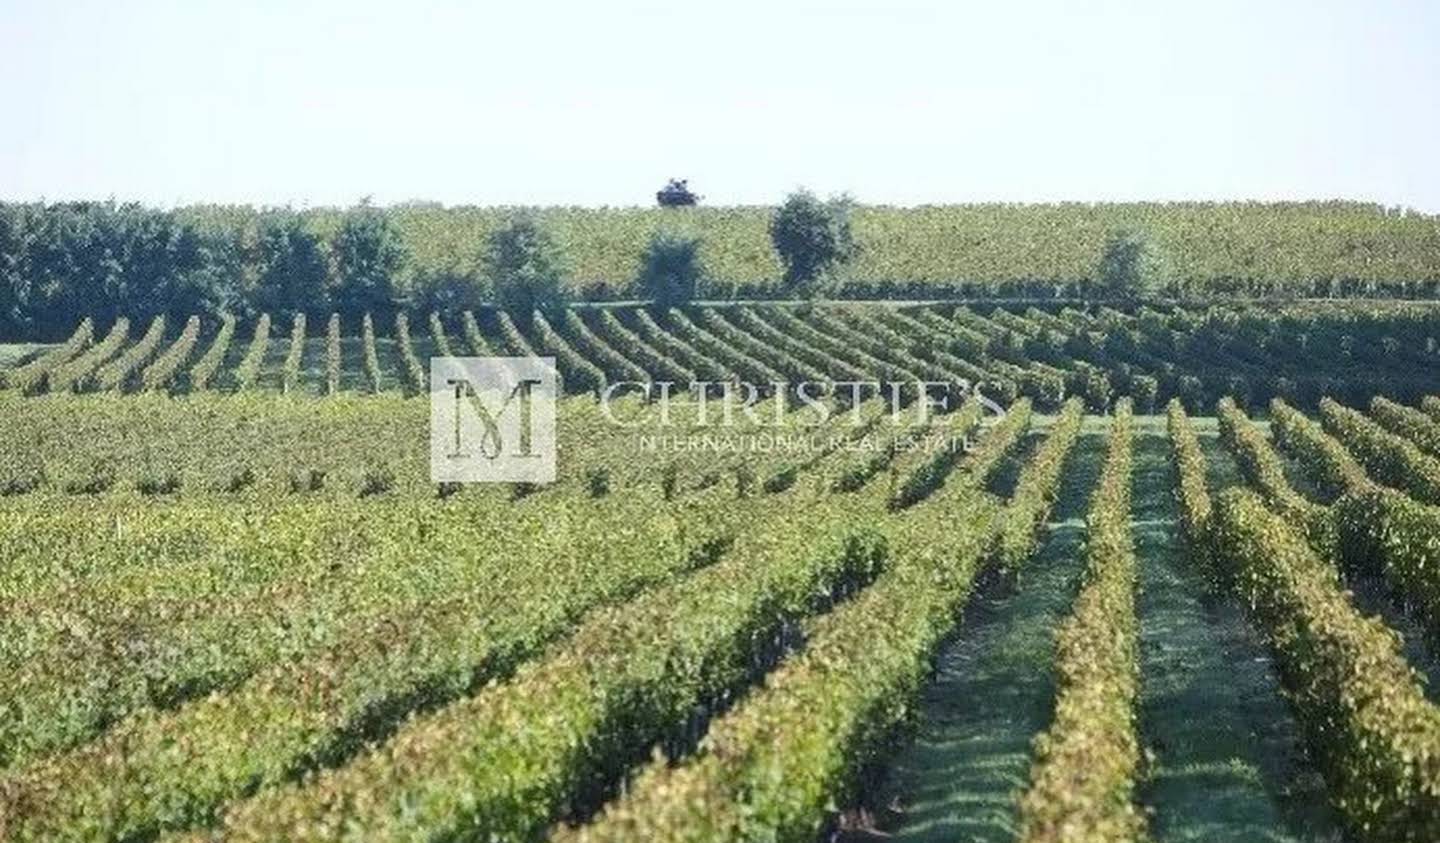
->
(431, 356), (558, 483)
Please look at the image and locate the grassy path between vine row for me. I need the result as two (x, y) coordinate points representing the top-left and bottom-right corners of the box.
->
(840, 420), (1105, 842)
(844, 417), (1348, 843)
(1136, 417), (1345, 842)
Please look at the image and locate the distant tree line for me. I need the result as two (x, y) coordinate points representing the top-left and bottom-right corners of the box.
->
(3, 196), (1435, 339)
(0, 196), (860, 338)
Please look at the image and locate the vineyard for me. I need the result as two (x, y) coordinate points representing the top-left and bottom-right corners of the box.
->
(7, 300), (1440, 842)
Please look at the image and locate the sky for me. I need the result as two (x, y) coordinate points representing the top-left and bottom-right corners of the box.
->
(1, 0), (1438, 211)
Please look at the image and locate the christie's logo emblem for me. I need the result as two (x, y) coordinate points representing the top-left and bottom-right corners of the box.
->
(430, 356), (558, 484)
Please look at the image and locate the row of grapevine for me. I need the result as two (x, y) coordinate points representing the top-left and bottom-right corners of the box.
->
(1216, 397), (1335, 552)
(1319, 398), (1440, 504)
(878, 309), (1021, 405)
(992, 397), (1083, 575)
(532, 310), (606, 394)
(626, 308), (729, 383)
(194, 495), (889, 841)
(460, 310), (494, 355)
(1209, 490), (1440, 842)
(12, 303), (1440, 402)
(560, 309), (647, 384)
(138, 315), (202, 392)
(594, 309), (695, 386)
(280, 313), (307, 394)
(1, 318), (92, 392)
(784, 307), (929, 401)
(696, 308), (824, 385)
(1016, 399), (1145, 841)
(1169, 403), (1440, 842)
(187, 313), (235, 391)
(554, 392), (1058, 841)
(428, 311), (455, 358)
(493, 309), (537, 356)
(393, 312), (427, 394)
(1370, 395), (1440, 458)
(325, 313), (342, 395)
(888, 395), (987, 509)
(231, 313), (272, 391)
(93, 315), (166, 392)
(361, 313), (383, 392)
(668, 308), (783, 383)
(1, 490), (741, 841)
(1269, 398), (1371, 499)
(767, 307), (918, 388)
(724, 307), (865, 387)
(1166, 400), (1212, 557)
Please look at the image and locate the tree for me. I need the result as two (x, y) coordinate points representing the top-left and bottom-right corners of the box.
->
(635, 231), (703, 307)
(484, 215), (569, 316)
(769, 190), (857, 297)
(253, 210), (330, 317)
(332, 203), (409, 319)
(1097, 228), (1170, 300)
(411, 268), (487, 313)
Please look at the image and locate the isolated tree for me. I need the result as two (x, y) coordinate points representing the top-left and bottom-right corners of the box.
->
(770, 190), (857, 297)
(253, 210), (329, 317)
(635, 231), (703, 307)
(484, 215), (569, 316)
(333, 202), (409, 319)
(1097, 228), (1169, 300)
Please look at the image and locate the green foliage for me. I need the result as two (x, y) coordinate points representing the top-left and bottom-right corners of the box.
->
(280, 313), (307, 394)
(324, 313), (342, 395)
(635, 231), (703, 307)
(992, 398), (1078, 577)
(393, 312), (427, 396)
(332, 204), (409, 320)
(1017, 399), (1146, 842)
(1320, 397), (1440, 504)
(1097, 228), (1170, 300)
(253, 210), (329, 318)
(188, 313), (236, 392)
(140, 315), (203, 392)
(361, 313), (383, 393)
(769, 190), (857, 296)
(232, 313), (272, 392)
(1, 318), (91, 393)
(1216, 397), (1337, 555)
(484, 215), (569, 315)
(1210, 489), (1440, 843)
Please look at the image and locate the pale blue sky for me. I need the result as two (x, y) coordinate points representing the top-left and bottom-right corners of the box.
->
(2, 0), (1437, 210)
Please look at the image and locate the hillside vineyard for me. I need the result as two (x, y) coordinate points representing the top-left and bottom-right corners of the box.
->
(6, 300), (1440, 841)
